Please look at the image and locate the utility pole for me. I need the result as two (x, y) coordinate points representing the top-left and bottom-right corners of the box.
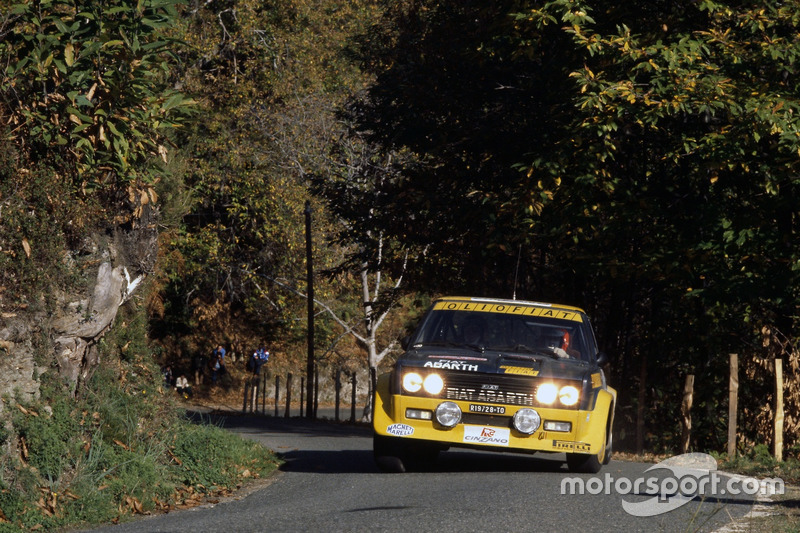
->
(304, 201), (315, 419)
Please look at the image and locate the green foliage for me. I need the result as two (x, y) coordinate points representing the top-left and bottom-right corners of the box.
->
(12, 399), (79, 480)
(0, 0), (193, 313)
(1, 0), (193, 188)
(717, 444), (800, 486)
(171, 420), (275, 490)
(0, 162), (85, 307)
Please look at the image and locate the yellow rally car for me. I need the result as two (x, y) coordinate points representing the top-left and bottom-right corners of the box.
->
(373, 296), (616, 473)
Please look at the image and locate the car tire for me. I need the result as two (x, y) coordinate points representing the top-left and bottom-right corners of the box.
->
(405, 442), (440, 470)
(373, 434), (407, 473)
(602, 431), (613, 465)
(567, 425), (610, 474)
(566, 450), (603, 474)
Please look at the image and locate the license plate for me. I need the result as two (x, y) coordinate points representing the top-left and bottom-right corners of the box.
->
(469, 404), (506, 415)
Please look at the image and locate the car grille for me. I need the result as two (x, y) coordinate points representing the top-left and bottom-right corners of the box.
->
(440, 372), (537, 407)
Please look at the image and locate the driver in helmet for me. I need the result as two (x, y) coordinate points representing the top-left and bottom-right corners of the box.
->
(543, 328), (580, 359)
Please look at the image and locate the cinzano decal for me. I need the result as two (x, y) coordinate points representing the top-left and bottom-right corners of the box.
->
(463, 425), (510, 446)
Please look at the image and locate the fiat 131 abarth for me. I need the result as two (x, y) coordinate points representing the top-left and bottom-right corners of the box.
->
(373, 296), (616, 473)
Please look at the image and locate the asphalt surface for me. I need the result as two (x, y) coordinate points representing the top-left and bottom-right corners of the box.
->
(83, 410), (773, 533)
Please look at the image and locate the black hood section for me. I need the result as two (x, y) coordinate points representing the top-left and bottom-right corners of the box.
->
(399, 347), (593, 382)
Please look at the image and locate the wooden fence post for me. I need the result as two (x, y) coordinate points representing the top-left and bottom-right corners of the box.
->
(681, 374), (694, 454)
(285, 372), (293, 418)
(335, 369), (341, 422)
(775, 358), (784, 461)
(314, 366), (319, 419)
(261, 372), (267, 415)
(350, 372), (357, 423)
(251, 376), (258, 413)
(274, 375), (280, 417)
(300, 377), (305, 419)
(728, 353), (738, 457)
(242, 378), (250, 413)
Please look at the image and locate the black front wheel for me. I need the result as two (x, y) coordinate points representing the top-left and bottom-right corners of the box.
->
(373, 434), (407, 473)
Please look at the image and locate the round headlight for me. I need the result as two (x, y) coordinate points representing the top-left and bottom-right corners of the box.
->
(536, 383), (558, 404)
(403, 372), (423, 393)
(434, 401), (462, 428)
(513, 408), (541, 434)
(423, 373), (444, 395)
(559, 385), (580, 406)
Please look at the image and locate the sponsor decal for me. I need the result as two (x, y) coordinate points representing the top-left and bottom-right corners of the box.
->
(433, 301), (582, 322)
(463, 425), (510, 446)
(553, 440), (591, 452)
(446, 386), (534, 406)
(500, 365), (539, 376)
(386, 424), (414, 437)
(424, 361), (479, 371)
(591, 373), (602, 388)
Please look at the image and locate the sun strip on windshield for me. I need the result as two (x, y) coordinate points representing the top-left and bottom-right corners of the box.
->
(432, 301), (583, 322)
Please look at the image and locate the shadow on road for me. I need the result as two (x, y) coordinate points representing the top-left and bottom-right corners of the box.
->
(277, 447), (570, 474)
(184, 409), (373, 437)
(184, 408), (576, 475)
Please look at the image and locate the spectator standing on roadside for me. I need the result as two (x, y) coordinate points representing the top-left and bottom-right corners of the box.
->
(210, 344), (226, 385)
(253, 346), (269, 376)
(191, 352), (206, 386)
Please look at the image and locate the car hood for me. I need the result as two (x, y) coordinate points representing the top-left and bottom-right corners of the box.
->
(398, 347), (593, 381)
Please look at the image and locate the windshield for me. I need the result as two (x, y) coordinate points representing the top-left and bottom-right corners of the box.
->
(410, 308), (591, 362)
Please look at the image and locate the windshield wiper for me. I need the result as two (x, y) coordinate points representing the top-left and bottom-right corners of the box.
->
(462, 343), (485, 353)
(495, 344), (559, 359)
(495, 344), (553, 356)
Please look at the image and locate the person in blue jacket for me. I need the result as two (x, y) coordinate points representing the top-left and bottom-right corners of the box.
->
(248, 346), (269, 375)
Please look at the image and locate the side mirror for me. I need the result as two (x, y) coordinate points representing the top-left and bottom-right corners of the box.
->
(595, 351), (608, 366)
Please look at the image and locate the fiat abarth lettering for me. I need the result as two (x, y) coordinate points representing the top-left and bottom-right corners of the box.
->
(373, 296), (616, 473)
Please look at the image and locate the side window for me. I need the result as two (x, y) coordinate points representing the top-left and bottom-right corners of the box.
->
(582, 317), (599, 362)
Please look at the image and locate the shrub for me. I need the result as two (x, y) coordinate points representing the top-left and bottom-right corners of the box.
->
(171, 420), (277, 491)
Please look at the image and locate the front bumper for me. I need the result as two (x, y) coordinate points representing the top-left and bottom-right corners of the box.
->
(373, 374), (615, 455)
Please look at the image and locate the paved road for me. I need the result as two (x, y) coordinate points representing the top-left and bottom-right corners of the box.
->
(85, 411), (767, 532)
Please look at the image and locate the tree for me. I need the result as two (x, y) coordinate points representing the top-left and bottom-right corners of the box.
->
(1, 0), (191, 193)
(341, 0), (800, 451)
(0, 0), (192, 390)
(150, 0), (389, 375)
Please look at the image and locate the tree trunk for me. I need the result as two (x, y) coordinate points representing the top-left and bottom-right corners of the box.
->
(361, 266), (377, 422)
